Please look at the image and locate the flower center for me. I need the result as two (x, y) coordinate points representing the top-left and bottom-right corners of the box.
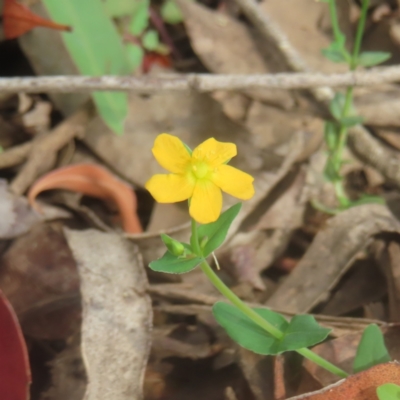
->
(192, 161), (210, 179)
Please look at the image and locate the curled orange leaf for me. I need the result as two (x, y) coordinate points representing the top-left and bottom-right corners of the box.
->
(28, 164), (143, 234)
(3, 0), (71, 40)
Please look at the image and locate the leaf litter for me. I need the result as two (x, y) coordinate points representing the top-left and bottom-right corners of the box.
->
(2, 0), (400, 399)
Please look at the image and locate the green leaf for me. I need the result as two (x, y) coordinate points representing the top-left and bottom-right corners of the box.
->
(149, 250), (202, 274)
(42, 0), (130, 135)
(324, 121), (339, 151)
(353, 324), (391, 373)
(213, 302), (331, 355)
(125, 43), (144, 71)
(103, 0), (136, 17)
(321, 48), (348, 63)
(213, 302), (288, 355)
(129, 0), (150, 36)
(340, 115), (364, 127)
(161, 0), (183, 24)
(329, 92), (345, 120)
(377, 383), (400, 400)
(357, 51), (391, 67)
(197, 203), (242, 257)
(142, 30), (160, 51)
(321, 41), (350, 64)
(281, 315), (331, 351)
(323, 158), (341, 182)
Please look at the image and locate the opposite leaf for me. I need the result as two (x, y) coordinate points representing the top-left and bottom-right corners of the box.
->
(197, 203), (241, 257)
(280, 315), (331, 352)
(377, 383), (400, 400)
(149, 250), (202, 274)
(213, 302), (330, 355)
(213, 302), (288, 355)
(357, 51), (391, 68)
(353, 324), (391, 373)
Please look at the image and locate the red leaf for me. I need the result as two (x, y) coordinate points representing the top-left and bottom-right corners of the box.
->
(0, 288), (31, 400)
(3, 0), (71, 40)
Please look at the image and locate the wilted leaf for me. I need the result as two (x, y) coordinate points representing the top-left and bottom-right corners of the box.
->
(3, 0), (70, 39)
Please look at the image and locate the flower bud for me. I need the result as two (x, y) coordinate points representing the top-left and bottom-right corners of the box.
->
(161, 234), (185, 256)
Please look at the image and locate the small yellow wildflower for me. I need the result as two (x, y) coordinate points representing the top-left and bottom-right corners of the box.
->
(145, 134), (255, 224)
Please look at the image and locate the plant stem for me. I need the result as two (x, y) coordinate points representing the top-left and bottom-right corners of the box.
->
(191, 220), (349, 378)
(329, 0), (370, 206)
(351, 0), (370, 70)
(328, 0), (342, 43)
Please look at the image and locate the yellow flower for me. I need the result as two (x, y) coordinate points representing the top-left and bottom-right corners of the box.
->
(145, 134), (255, 224)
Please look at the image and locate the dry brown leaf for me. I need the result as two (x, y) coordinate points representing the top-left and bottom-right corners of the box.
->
(266, 204), (400, 313)
(288, 362), (400, 400)
(374, 240), (400, 322)
(261, 0), (348, 73)
(64, 229), (152, 400)
(0, 222), (80, 339)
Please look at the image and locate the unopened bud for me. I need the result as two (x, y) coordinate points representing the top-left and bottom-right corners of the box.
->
(161, 234), (185, 256)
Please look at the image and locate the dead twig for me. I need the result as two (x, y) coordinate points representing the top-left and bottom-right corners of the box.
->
(10, 106), (92, 195)
(231, 0), (400, 187)
(0, 68), (400, 93)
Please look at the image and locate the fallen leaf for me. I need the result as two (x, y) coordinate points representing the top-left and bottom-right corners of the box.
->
(288, 362), (400, 400)
(3, 0), (71, 39)
(28, 163), (143, 234)
(64, 228), (152, 400)
(0, 288), (31, 400)
(266, 204), (400, 313)
(0, 222), (81, 339)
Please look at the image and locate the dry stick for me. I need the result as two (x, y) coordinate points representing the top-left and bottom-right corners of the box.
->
(0, 141), (33, 169)
(231, 0), (400, 187)
(0, 68), (400, 93)
(10, 106), (92, 195)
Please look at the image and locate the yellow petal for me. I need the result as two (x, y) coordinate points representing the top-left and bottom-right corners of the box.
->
(192, 138), (237, 167)
(190, 180), (222, 224)
(152, 133), (191, 173)
(145, 174), (194, 203)
(212, 164), (255, 200)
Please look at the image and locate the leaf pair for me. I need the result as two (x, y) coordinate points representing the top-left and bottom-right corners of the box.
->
(149, 203), (241, 274)
(213, 302), (331, 355)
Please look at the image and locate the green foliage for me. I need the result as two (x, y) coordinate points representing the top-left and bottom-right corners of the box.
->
(357, 51), (391, 67)
(322, 42), (351, 64)
(161, 233), (185, 256)
(377, 384), (400, 400)
(197, 203), (242, 257)
(161, 0), (183, 24)
(149, 248), (203, 274)
(129, 0), (150, 36)
(125, 43), (144, 70)
(103, 0), (136, 17)
(353, 324), (391, 373)
(340, 115), (363, 127)
(324, 121), (339, 152)
(213, 302), (331, 355)
(142, 30), (160, 51)
(329, 92), (345, 121)
(42, 0), (130, 135)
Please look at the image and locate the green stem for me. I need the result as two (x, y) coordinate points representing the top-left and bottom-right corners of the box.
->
(351, 0), (370, 69)
(328, 0), (342, 43)
(191, 220), (349, 378)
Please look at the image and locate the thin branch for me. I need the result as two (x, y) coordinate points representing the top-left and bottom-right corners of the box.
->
(0, 67), (400, 93)
(231, 0), (400, 187)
